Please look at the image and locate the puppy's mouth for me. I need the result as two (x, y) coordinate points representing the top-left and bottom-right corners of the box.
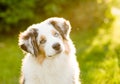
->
(48, 50), (62, 57)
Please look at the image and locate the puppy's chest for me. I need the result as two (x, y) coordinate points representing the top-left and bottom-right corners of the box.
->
(23, 55), (73, 84)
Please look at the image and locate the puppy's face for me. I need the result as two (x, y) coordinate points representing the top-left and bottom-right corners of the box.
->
(19, 17), (71, 60)
(37, 24), (65, 57)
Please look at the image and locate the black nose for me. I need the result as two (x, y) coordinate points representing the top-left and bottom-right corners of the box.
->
(52, 43), (61, 51)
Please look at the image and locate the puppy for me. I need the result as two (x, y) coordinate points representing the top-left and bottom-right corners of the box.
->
(19, 17), (80, 84)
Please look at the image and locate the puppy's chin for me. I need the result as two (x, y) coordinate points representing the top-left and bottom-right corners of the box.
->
(47, 50), (62, 58)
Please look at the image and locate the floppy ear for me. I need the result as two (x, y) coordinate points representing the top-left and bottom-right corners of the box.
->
(50, 18), (71, 40)
(18, 28), (39, 57)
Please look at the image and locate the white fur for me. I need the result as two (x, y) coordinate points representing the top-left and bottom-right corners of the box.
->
(19, 17), (80, 84)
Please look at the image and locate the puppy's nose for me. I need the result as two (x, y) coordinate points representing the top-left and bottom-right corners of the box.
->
(52, 43), (60, 51)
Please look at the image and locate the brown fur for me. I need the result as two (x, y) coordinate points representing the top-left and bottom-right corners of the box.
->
(50, 20), (70, 40)
(63, 40), (70, 55)
(50, 22), (70, 55)
(30, 29), (39, 57)
(19, 28), (39, 57)
(51, 29), (56, 36)
(37, 46), (46, 64)
(35, 35), (46, 64)
(50, 20), (66, 40)
(40, 35), (46, 44)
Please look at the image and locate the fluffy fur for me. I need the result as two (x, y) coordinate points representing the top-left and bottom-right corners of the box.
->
(19, 17), (80, 84)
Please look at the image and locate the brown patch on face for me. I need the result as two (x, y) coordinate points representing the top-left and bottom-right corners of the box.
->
(35, 35), (46, 64)
(50, 20), (66, 40)
(40, 35), (46, 44)
(51, 28), (70, 55)
(51, 29), (56, 36)
(40, 35), (46, 40)
(51, 29), (60, 38)
(37, 46), (46, 64)
(63, 40), (71, 55)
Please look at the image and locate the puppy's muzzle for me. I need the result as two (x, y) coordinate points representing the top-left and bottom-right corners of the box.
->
(52, 43), (61, 51)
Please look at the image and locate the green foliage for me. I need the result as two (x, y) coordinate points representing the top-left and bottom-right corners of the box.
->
(0, 0), (114, 33)
(71, 13), (120, 84)
(64, 0), (113, 31)
(0, 0), (35, 32)
(111, 0), (120, 8)
(35, 0), (113, 31)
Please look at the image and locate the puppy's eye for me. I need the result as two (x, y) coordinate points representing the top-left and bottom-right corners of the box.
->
(54, 32), (59, 37)
(40, 39), (46, 44)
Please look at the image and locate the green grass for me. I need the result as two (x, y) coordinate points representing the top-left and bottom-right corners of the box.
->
(0, 37), (23, 84)
(0, 10), (120, 84)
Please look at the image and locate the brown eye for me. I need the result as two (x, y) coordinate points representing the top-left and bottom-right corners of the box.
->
(54, 32), (59, 37)
(40, 39), (46, 44)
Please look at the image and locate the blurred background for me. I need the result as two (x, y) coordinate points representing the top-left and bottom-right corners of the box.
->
(0, 0), (120, 84)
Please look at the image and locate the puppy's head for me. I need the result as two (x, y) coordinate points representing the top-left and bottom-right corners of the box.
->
(19, 17), (71, 61)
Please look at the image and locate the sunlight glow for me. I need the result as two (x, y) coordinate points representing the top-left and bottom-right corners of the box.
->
(111, 7), (120, 15)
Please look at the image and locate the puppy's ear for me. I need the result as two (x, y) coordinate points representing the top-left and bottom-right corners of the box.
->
(18, 28), (39, 57)
(50, 18), (71, 40)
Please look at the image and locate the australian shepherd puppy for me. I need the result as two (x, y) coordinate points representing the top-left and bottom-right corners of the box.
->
(18, 17), (80, 84)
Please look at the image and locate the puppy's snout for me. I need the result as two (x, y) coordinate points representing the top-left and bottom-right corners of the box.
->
(52, 43), (61, 51)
